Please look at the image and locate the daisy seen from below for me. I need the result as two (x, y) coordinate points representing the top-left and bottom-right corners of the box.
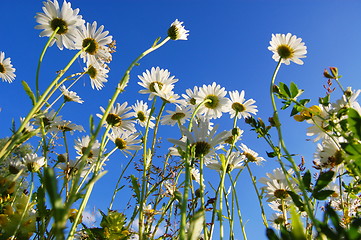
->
(195, 82), (230, 119)
(138, 67), (178, 100)
(227, 90), (258, 119)
(168, 19), (189, 40)
(75, 21), (113, 65)
(161, 105), (192, 126)
(0, 51), (16, 83)
(132, 100), (155, 129)
(108, 129), (142, 156)
(97, 102), (135, 132)
(205, 152), (245, 173)
(313, 138), (344, 170)
(35, 0), (85, 50)
(239, 143), (265, 165)
(60, 85), (83, 103)
(268, 33), (307, 65)
(74, 135), (101, 163)
(84, 62), (109, 90)
(23, 153), (46, 172)
(182, 86), (199, 106)
(168, 119), (229, 159)
(49, 119), (84, 135)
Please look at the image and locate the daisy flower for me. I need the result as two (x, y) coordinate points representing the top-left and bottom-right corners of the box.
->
(138, 67), (178, 100)
(195, 82), (230, 119)
(20, 117), (36, 133)
(74, 135), (101, 163)
(168, 119), (229, 159)
(227, 90), (258, 119)
(205, 152), (245, 173)
(0, 52), (16, 83)
(269, 213), (285, 230)
(306, 104), (333, 142)
(239, 143), (265, 165)
(97, 102), (135, 132)
(168, 19), (189, 40)
(313, 138), (343, 170)
(268, 33), (307, 65)
(50, 119), (84, 134)
(108, 129), (142, 155)
(35, 0), (85, 50)
(60, 85), (83, 103)
(23, 153), (46, 172)
(132, 100), (155, 128)
(190, 167), (205, 187)
(8, 160), (26, 175)
(84, 62), (109, 90)
(57, 159), (89, 178)
(75, 21), (113, 64)
(259, 168), (297, 202)
(161, 105), (192, 126)
(182, 86), (199, 106)
(154, 85), (186, 106)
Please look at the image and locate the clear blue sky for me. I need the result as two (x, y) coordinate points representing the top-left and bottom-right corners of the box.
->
(1, 0), (361, 239)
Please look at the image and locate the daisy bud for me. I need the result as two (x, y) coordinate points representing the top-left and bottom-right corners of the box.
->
(57, 154), (67, 163)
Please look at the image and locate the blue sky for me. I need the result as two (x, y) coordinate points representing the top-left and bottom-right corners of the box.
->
(1, 0), (361, 239)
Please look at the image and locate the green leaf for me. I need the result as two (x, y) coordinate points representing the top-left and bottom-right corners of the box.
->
(290, 205), (307, 240)
(319, 95), (330, 106)
(187, 210), (205, 240)
(279, 82), (291, 98)
(290, 82), (299, 98)
(302, 170), (312, 191)
(341, 142), (361, 156)
(313, 190), (335, 200)
(287, 191), (304, 211)
(130, 175), (140, 203)
(266, 228), (280, 240)
(313, 170), (334, 192)
(22, 80), (36, 106)
(348, 108), (361, 140)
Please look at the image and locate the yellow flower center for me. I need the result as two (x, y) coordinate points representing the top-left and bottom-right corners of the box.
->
(87, 66), (97, 79)
(50, 18), (68, 34)
(106, 113), (122, 127)
(115, 138), (127, 149)
(232, 102), (245, 112)
(171, 112), (186, 121)
(137, 111), (146, 122)
(274, 189), (289, 199)
(149, 82), (163, 93)
(0, 63), (5, 73)
(191, 141), (211, 158)
(277, 44), (294, 59)
(82, 38), (98, 55)
(204, 95), (220, 109)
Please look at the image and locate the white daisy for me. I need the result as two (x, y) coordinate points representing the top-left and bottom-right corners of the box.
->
(97, 102), (135, 132)
(227, 90), (258, 119)
(60, 85), (83, 103)
(57, 159), (89, 178)
(23, 153), (46, 172)
(205, 152), (245, 173)
(34, 109), (62, 130)
(108, 129), (142, 155)
(8, 160), (26, 175)
(20, 117), (36, 133)
(195, 82), (230, 119)
(190, 167), (205, 187)
(269, 213), (285, 230)
(161, 105), (192, 126)
(239, 143), (265, 165)
(132, 100), (155, 129)
(306, 104), (333, 142)
(259, 168), (297, 203)
(74, 135), (101, 163)
(153, 85), (186, 106)
(182, 86), (199, 107)
(84, 62), (109, 90)
(168, 119), (230, 159)
(35, 0), (85, 50)
(168, 19), (189, 40)
(313, 138), (343, 170)
(75, 21), (113, 64)
(49, 119), (84, 134)
(268, 33), (307, 65)
(138, 67), (178, 100)
(0, 52), (16, 83)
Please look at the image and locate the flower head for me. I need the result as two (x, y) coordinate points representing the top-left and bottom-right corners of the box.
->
(60, 85), (83, 103)
(239, 143), (265, 165)
(74, 136), (101, 163)
(108, 129), (142, 156)
(268, 33), (307, 65)
(23, 153), (46, 172)
(168, 19), (189, 40)
(138, 67), (178, 100)
(75, 21), (113, 64)
(0, 52), (16, 83)
(85, 62), (109, 90)
(161, 105), (192, 126)
(195, 82), (230, 119)
(97, 102), (135, 132)
(132, 100), (155, 128)
(35, 0), (85, 50)
(227, 90), (258, 119)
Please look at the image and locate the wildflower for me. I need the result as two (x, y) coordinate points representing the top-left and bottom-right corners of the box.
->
(75, 21), (113, 64)
(0, 52), (16, 83)
(138, 67), (178, 100)
(259, 168), (297, 202)
(84, 62), (109, 90)
(306, 104), (333, 142)
(155, 87), (186, 105)
(190, 168), (205, 186)
(182, 86), (199, 106)
(108, 129), (142, 155)
(168, 19), (189, 40)
(60, 85), (83, 103)
(8, 160), (26, 175)
(20, 117), (36, 134)
(50, 119), (84, 134)
(313, 139), (344, 170)
(132, 100), (155, 128)
(74, 136), (101, 163)
(57, 159), (89, 178)
(226, 90), (258, 119)
(239, 143), (265, 165)
(268, 33), (307, 65)
(195, 82), (230, 119)
(23, 153), (46, 172)
(161, 105), (192, 126)
(269, 213), (285, 230)
(35, 0), (84, 50)
(168, 119), (229, 159)
(97, 102), (135, 132)
(206, 152), (245, 173)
